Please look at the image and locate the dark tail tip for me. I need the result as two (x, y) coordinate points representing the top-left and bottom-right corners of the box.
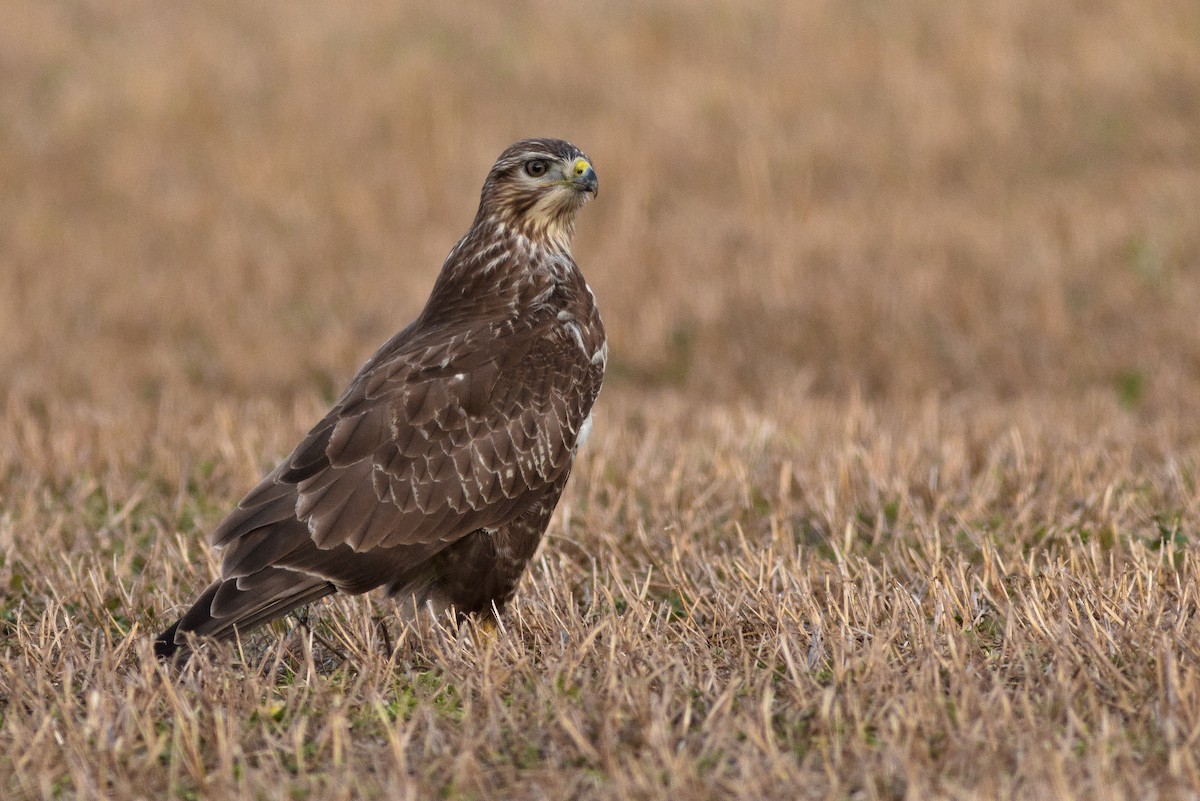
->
(155, 580), (221, 663)
(154, 619), (183, 661)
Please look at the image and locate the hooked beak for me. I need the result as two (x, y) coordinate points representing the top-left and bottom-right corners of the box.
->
(569, 158), (599, 197)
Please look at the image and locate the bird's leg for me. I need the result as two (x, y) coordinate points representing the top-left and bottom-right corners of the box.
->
(469, 610), (500, 649)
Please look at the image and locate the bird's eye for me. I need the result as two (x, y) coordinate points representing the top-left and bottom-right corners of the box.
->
(524, 159), (549, 177)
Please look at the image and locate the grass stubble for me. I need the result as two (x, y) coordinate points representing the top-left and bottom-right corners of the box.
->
(3, 2), (1200, 799)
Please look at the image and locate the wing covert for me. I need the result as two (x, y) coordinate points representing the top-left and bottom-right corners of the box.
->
(211, 318), (602, 557)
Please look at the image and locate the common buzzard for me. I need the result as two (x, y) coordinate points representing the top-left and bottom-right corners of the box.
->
(155, 138), (605, 660)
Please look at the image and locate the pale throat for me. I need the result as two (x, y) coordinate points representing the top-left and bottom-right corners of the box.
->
(488, 210), (577, 256)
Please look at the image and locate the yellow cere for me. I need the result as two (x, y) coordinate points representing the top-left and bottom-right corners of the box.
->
(573, 158), (591, 176)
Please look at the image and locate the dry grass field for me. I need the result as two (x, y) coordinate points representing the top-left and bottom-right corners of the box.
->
(3, 1), (1200, 798)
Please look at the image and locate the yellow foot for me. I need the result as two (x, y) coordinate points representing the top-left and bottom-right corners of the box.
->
(473, 616), (499, 647)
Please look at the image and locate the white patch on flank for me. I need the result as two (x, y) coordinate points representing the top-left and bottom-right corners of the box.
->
(564, 321), (587, 355)
(576, 412), (594, 449)
(591, 340), (608, 367)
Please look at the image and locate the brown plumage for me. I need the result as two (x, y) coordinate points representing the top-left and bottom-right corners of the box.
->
(155, 138), (605, 660)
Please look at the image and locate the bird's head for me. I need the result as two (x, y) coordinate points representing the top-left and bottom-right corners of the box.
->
(476, 138), (598, 250)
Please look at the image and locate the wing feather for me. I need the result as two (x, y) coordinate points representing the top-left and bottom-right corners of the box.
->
(208, 296), (601, 579)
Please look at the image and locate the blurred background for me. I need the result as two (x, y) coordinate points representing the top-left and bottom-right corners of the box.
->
(2, 0), (1199, 414)
(5, 7), (1200, 796)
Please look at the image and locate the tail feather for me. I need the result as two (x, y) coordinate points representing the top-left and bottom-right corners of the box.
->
(154, 570), (335, 661)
